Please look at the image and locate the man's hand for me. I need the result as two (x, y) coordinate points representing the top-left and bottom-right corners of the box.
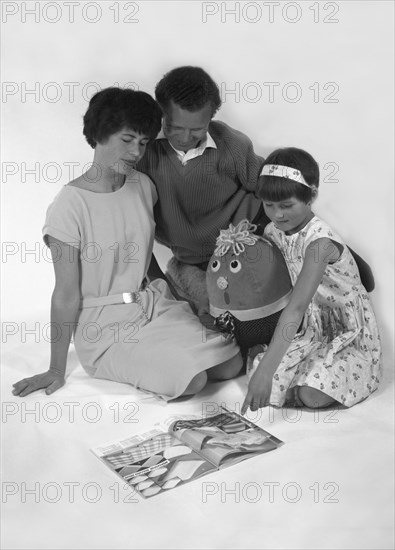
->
(197, 296), (209, 317)
(197, 297), (220, 331)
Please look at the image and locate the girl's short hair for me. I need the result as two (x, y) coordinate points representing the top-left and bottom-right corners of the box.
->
(83, 87), (162, 148)
(155, 66), (222, 116)
(257, 147), (320, 203)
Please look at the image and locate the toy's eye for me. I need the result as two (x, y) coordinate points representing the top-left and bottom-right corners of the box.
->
(229, 260), (242, 273)
(211, 259), (221, 272)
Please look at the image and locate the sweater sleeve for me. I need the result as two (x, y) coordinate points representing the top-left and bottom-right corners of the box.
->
(216, 122), (265, 192)
(240, 133), (266, 192)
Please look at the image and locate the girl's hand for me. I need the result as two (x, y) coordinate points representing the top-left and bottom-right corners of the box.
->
(12, 368), (65, 397)
(241, 366), (274, 414)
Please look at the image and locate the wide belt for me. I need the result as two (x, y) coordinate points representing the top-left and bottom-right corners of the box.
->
(82, 291), (142, 309)
(209, 289), (292, 321)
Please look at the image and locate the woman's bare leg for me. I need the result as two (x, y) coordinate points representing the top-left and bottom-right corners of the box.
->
(207, 352), (243, 381)
(180, 371), (208, 396)
(179, 353), (243, 397)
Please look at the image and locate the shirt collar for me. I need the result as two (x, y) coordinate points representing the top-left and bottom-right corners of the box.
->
(156, 129), (217, 152)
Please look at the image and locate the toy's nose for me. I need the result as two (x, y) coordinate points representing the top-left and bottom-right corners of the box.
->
(217, 276), (228, 290)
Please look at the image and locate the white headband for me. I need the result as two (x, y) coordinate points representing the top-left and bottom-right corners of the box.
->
(260, 164), (310, 188)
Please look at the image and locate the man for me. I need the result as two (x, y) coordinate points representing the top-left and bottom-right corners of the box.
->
(138, 66), (374, 306)
(138, 66), (269, 305)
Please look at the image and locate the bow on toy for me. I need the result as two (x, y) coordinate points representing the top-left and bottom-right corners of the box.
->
(214, 310), (236, 339)
(214, 219), (271, 257)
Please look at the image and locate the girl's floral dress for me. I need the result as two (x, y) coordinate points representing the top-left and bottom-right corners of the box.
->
(259, 216), (382, 407)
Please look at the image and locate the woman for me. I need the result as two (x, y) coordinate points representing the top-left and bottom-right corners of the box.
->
(12, 87), (241, 399)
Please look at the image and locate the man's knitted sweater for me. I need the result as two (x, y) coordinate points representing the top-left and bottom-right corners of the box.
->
(137, 121), (265, 264)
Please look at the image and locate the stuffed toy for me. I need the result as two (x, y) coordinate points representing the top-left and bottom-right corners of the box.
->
(206, 219), (292, 349)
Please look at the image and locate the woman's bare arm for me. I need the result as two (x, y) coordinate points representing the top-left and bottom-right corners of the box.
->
(12, 237), (80, 396)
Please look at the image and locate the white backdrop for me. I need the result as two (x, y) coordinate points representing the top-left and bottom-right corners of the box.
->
(1, 1), (394, 549)
(2, 0), (394, 357)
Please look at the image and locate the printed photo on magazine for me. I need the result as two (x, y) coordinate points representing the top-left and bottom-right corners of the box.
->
(91, 406), (283, 499)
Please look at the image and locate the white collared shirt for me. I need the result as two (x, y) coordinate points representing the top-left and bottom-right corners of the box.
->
(156, 129), (217, 165)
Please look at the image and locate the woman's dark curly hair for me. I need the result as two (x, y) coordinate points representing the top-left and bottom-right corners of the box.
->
(155, 66), (222, 116)
(256, 147), (320, 203)
(83, 87), (162, 148)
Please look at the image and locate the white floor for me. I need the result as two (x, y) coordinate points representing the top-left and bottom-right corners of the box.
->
(2, 243), (394, 549)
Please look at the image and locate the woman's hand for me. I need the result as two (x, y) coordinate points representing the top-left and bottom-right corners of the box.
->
(12, 368), (65, 397)
(241, 364), (275, 414)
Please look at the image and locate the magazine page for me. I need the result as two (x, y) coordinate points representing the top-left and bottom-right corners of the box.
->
(158, 414), (212, 450)
(167, 407), (283, 468)
(92, 429), (216, 499)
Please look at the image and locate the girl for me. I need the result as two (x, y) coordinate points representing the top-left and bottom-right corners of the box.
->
(12, 87), (241, 400)
(241, 147), (381, 413)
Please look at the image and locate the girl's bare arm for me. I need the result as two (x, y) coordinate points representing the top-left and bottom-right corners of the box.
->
(242, 237), (340, 413)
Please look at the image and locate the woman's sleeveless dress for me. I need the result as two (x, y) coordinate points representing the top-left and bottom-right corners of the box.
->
(43, 171), (239, 400)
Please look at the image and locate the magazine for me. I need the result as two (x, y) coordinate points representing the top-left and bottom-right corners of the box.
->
(92, 406), (283, 498)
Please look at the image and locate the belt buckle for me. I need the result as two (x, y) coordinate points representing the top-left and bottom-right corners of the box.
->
(122, 292), (134, 304)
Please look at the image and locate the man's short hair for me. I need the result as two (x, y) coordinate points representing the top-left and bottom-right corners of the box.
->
(155, 66), (222, 116)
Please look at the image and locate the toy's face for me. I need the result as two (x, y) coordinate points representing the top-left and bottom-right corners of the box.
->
(207, 241), (269, 311)
(206, 238), (292, 313)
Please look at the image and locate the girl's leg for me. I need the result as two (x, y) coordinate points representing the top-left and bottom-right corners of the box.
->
(297, 386), (337, 409)
(207, 352), (243, 381)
